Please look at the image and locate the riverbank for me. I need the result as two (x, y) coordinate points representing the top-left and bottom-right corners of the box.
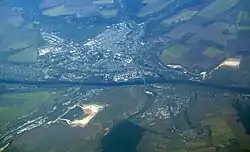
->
(1, 77), (250, 94)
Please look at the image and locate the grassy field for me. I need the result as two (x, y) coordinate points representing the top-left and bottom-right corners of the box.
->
(161, 10), (197, 25)
(0, 91), (50, 124)
(43, 5), (68, 17)
(43, 3), (99, 17)
(188, 22), (235, 46)
(160, 45), (188, 63)
(93, 0), (114, 5)
(137, 131), (170, 152)
(237, 26), (250, 31)
(227, 114), (250, 150)
(8, 46), (38, 63)
(237, 11), (244, 24)
(137, 0), (174, 17)
(208, 67), (243, 86)
(0, 14), (43, 52)
(185, 139), (210, 150)
(201, 117), (234, 146)
(141, 0), (159, 4)
(5, 123), (100, 152)
(198, 0), (239, 19)
(237, 10), (250, 25)
(100, 9), (118, 18)
(8, 41), (30, 51)
(202, 47), (223, 58)
(91, 87), (146, 126)
(239, 57), (250, 72)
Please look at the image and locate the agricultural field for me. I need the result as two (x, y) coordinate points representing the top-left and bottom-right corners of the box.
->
(0, 91), (50, 125)
(186, 94), (250, 151)
(159, 41), (226, 69)
(93, 0), (114, 5)
(41, 0), (99, 17)
(159, 44), (189, 65)
(141, 0), (159, 4)
(161, 10), (198, 25)
(0, 7), (43, 53)
(137, 0), (174, 17)
(202, 47), (224, 58)
(187, 22), (237, 46)
(0, 26), (42, 53)
(7, 46), (38, 63)
(240, 57), (250, 73)
(237, 11), (250, 25)
(165, 23), (202, 40)
(8, 42), (30, 52)
(197, 0), (239, 19)
(226, 31), (250, 56)
(208, 66), (243, 86)
(136, 131), (170, 152)
(201, 117), (234, 146)
(42, 5), (69, 17)
(4, 123), (101, 152)
(114, 86), (250, 152)
(155, 0), (250, 73)
(237, 26), (250, 31)
(185, 139), (211, 151)
(207, 57), (250, 86)
(91, 87), (146, 125)
(100, 9), (118, 18)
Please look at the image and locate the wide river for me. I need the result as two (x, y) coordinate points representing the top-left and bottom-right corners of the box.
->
(1, 77), (250, 94)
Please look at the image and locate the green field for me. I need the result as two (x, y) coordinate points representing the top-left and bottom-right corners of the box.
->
(0, 16), (43, 52)
(0, 91), (50, 124)
(202, 47), (223, 58)
(8, 46), (38, 63)
(160, 45), (188, 62)
(161, 10), (197, 25)
(93, 0), (114, 5)
(237, 11), (244, 24)
(100, 9), (118, 18)
(201, 117), (234, 146)
(141, 0), (159, 4)
(43, 5), (73, 17)
(237, 26), (250, 31)
(237, 11), (250, 25)
(185, 139), (209, 150)
(137, 0), (174, 17)
(198, 0), (239, 19)
(43, 3), (98, 17)
(8, 41), (30, 51)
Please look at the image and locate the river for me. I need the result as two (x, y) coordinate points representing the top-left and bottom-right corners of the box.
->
(1, 77), (250, 94)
